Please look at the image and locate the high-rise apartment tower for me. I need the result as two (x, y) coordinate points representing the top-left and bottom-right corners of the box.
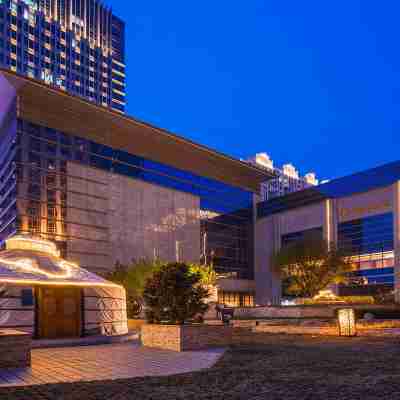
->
(0, 0), (126, 112)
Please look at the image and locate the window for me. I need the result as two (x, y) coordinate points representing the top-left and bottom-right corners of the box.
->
(338, 213), (394, 256)
(218, 292), (254, 307)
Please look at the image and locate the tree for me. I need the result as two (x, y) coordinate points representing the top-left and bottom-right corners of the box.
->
(273, 238), (354, 298)
(104, 259), (162, 318)
(188, 263), (217, 286)
(143, 263), (210, 324)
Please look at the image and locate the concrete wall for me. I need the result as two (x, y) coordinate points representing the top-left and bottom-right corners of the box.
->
(66, 162), (201, 273)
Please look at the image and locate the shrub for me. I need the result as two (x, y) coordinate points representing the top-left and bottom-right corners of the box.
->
(143, 262), (210, 324)
(188, 263), (217, 286)
(104, 259), (162, 318)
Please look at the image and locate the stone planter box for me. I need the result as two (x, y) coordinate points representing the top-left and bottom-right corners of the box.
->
(141, 324), (233, 352)
(0, 330), (31, 369)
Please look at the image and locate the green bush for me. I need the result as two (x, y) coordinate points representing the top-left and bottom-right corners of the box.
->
(188, 263), (217, 285)
(143, 262), (210, 324)
(104, 259), (163, 318)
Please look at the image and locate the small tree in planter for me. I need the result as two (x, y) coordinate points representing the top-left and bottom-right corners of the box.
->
(143, 262), (209, 324)
(141, 263), (230, 351)
(104, 259), (162, 318)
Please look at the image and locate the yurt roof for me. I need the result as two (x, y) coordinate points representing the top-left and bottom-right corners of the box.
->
(0, 236), (120, 288)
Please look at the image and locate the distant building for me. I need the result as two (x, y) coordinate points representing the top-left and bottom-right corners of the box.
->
(247, 153), (319, 200)
(0, 0), (126, 113)
(256, 160), (400, 305)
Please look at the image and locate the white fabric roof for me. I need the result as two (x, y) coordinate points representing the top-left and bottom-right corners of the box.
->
(0, 236), (119, 287)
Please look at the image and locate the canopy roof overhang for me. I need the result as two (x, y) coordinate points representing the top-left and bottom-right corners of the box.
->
(0, 69), (275, 193)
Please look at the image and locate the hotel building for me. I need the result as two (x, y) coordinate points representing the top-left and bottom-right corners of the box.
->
(248, 153), (319, 201)
(0, 0), (126, 113)
(255, 161), (400, 305)
(0, 70), (273, 307)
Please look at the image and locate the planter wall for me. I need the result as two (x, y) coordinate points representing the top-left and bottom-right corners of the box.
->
(254, 320), (339, 336)
(141, 324), (233, 352)
(0, 330), (31, 368)
(234, 306), (336, 319)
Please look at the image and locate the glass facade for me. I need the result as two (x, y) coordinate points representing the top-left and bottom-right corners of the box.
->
(0, 0), (126, 113)
(1, 119), (255, 278)
(0, 110), (18, 242)
(338, 213), (394, 285)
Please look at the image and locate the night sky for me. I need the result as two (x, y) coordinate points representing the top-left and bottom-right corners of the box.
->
(110, 0), (400, 182)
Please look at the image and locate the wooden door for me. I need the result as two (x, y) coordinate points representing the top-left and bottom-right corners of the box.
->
(38, 287), (82, 339)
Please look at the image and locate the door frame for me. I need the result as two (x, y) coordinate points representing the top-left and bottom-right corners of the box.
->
(35, 286), (83, 339)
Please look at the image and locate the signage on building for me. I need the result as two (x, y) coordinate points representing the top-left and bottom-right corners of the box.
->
(339, 200), (392, 220)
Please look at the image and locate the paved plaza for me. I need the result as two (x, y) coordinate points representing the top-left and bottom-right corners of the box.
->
(0, 342), (225, 387)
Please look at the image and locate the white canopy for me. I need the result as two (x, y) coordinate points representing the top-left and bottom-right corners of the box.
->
(0, 236), (119, 288)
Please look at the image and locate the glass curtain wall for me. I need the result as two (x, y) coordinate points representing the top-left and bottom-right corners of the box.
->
(13, 119), (254, 278)
(338, 213), (394, 285)
(0, 112), (18, 243)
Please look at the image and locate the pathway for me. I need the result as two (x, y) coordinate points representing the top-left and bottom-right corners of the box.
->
(0, 342), (225, 387)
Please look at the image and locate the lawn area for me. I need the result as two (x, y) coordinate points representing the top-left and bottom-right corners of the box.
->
(1, 334), (400, 399)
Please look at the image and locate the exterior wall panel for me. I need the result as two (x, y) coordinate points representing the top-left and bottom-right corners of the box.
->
(66, 162), (200, 272)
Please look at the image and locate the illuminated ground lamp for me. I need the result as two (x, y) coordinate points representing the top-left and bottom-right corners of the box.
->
(337, 308), (357, 337)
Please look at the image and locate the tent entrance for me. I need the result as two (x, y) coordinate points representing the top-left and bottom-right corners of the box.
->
(37, 287), (82, 339)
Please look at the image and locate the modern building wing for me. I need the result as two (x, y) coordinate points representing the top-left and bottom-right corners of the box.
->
(256, 161), (400, 305)
(0, 70), (273, 285)
(0, 0), (126, 112)
(258, 160), (400, 218)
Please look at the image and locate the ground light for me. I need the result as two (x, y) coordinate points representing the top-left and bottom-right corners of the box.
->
(337, 308), (357, 337)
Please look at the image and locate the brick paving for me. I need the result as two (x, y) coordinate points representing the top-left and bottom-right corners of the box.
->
(0, 341), (225, 387)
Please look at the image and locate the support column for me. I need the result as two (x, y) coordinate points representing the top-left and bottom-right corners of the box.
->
(393, 181), (400, 303)
(323, 198), (340, 294)
(255, 213), (281, 306)
(323, 199), (332, 246)
(323, 198), (338, 247)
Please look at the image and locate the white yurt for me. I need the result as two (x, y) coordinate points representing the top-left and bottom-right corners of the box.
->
(0, 235), (128, 339)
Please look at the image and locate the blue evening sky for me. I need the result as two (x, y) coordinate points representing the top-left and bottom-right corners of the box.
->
(110, 0), (400, 182)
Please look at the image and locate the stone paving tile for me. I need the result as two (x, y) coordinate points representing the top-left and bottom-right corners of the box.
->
(0, 342), (225, 387)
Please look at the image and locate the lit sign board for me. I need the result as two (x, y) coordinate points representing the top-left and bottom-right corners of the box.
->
(339, 200), (392, 220)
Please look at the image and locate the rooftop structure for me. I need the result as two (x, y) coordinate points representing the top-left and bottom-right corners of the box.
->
(247, 153), (319, 200)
